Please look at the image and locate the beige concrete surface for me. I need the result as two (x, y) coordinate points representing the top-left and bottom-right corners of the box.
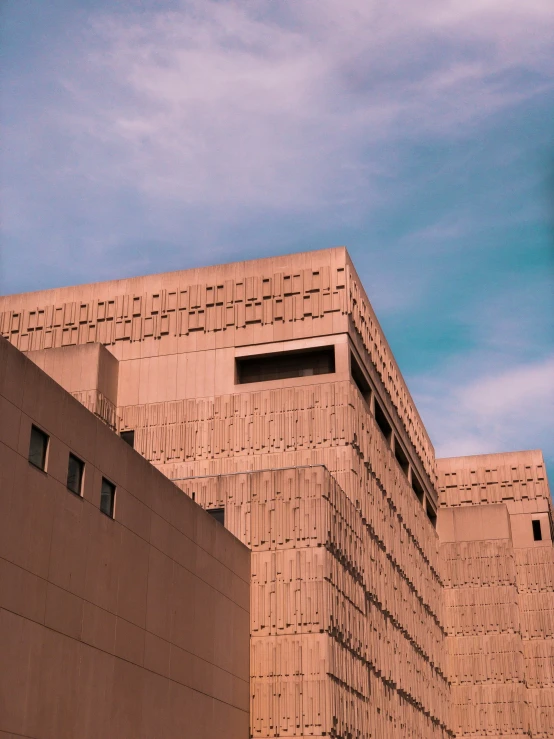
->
(1, 247), (553, 738)
(0, 337), (250, 739)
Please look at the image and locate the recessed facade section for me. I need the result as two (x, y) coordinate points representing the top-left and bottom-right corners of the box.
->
(374, 397), (392, 443)
(236, 345), (335, 384)
(350, 350), (371, 405)
(411, 472), (425, 504)
(394, 438), (410, 477)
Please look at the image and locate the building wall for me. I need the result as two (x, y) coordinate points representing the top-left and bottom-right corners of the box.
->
(0, 336), (250, 739)
(177, 465), (450, 739)
(0, 247), (436, 488)
(1, 248), (553, 738)
(26, 342), (119, 429)
(0, 249), (445, 738)
(437, 452), (554, 738)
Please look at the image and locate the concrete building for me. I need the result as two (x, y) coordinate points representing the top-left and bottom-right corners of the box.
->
(1, 246), (552, 739)
(0, 337), (250, 739)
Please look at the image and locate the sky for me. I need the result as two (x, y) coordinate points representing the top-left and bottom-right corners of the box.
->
(1, 0), (553, 479)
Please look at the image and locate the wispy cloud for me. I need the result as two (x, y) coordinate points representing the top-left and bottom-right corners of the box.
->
(1, 0), (553, 470)
(4, 0), (554, 217)
(2, 0), (552, 290)
(59, 0), (554, 207)
(413, 353), (554, 466)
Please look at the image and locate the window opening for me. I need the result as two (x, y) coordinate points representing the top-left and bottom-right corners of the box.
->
(100, 478), (116, 518)
(207, 508), (225, 526)
(236, 346), (335, 384)
(350, 352), (371, 405)
(394, 439), (409, 476)
(532, 519), (542, 541)
(67, 453), (84, 496)
(121, 430), (135, 448)
(28, 425), (48, 471)
(374, 399), (392, 443)
(426, 500), (437, 528)
(411, 473), (424, 504)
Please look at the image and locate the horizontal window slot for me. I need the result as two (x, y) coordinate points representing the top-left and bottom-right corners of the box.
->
(236, 346), (335, 384)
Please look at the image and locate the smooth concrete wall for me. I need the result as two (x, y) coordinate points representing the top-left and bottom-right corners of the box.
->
(437, 503), (512, 543)
(0, 336), (250, 739)
(26, 343), (119, 405)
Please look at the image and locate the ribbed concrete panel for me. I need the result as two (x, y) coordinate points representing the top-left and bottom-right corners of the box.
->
(439, 452), (554, 738)
(176, 467), (450, 738)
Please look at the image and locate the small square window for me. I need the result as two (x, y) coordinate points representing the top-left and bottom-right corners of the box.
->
(121, 430), (135, 448)
(100, 478), (116, 518)
(207, 508), (225, 526)
(67, 453), (84, 496)
(28, 425), (48, 471)
(532, 519), (542, 541)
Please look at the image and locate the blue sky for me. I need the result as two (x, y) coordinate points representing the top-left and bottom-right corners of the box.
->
(1, 0), (553, 478)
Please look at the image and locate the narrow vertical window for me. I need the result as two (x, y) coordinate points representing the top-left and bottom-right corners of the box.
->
(28, 425), (49, 471)
(67, 453), (84, 496)
(100, 478), (116, 518)
(532, 519), (542, 541)
(374, 399), (392, 443)
(350, 351), (371, 405)
(121, 430), (135, 448)
(411, 473), (424, 504)
(394, 438), (409, 476)
(426, 500), (437, 528)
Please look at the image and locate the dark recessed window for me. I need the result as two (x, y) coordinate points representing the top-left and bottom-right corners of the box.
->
(351, 352), (371, 405)
(532, 519), (542, 542)
(121, 430), (135, 448)
(100, 478), (116, 518)
(236, 346), (335, 384)
(394, 439), (409, 477)
(207, 508), (225, 526)
(426, 500), (437, 529)
(67, 453), (84, 496)
(28, 425), (48, 471)
(374, 399), (392, 443)
(411, 473), (424, 504)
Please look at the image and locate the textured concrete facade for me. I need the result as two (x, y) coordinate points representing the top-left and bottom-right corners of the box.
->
(1, 247), (552, 738)
(438, 451), (554, 738)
